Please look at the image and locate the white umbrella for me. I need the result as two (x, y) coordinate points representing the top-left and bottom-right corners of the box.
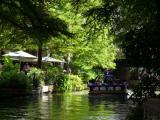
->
(3, 52), (20, 61)
(42, 56), (65, 63)
(3, 52), (20, 57)
(3, 51), (37, 62)
(15, 51), (37, 59)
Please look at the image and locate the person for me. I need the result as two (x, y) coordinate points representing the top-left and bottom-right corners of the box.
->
(23, 63), (30, 74)
(88, 79), (96, 91)
(104, 70), (114, 82)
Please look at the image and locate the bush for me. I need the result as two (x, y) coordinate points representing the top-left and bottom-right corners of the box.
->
(53, 74), (72, 92)
(0, 70), (32, 90)
(2, 57), (20, 72)
(0, 57), (32, 90)
(45, 66), (63, 85)
(79, 70), (97, 83)
(69, 74), (85, 91)
(53, 74), (85, 92)
(27, 67), (45, 88)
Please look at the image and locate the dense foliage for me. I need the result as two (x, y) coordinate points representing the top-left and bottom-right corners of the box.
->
(44, 65), (66, 84)
(0, 0), (72, 67)
(0, 57), (32, 90)
(46, 2), (117, 80)
(42, 65), (85, 92)
(70, 0), (160, 106)
(71, 0), (160, 69)
(0, 1), (117, 80)
(27, 67), (45, 88)
(0, 1), (122, 92)
(53, 74), (72, 92)
(69, 74), (85, 91)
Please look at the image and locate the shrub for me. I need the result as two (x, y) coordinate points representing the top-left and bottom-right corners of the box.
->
(45, 66), (63, 85)
(27, 67), (45, 88)
(2, 56), (20, 72)
(69, 74), (85, 91)
(53, 74), (85, 92)
(0, 57), (32, 90)
(0, 70), (32, 90)
(53, 74), (72, 92)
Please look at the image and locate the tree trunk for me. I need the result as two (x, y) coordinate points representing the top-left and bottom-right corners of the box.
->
(37, 45), (42, 68)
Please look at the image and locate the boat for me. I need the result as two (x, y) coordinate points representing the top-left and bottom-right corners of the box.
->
(88, 79), (128, 95)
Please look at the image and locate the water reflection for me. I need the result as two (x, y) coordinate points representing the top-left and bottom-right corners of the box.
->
(88, 95), (128, 120)
(0, 92), (129, 120)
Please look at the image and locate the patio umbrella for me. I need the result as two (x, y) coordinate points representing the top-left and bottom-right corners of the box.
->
(42, 56), (65, 63)
(3, 51), (37, 62)
(3, 52), (20, 57)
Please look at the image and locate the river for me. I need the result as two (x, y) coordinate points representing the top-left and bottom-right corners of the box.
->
(0, 91), (129, 120)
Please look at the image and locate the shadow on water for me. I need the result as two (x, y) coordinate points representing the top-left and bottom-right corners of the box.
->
(88, 94), (128, 104)
(0, 96), (37, 119)
(87, 94), (129, 120)
(0, 96), (52, 120)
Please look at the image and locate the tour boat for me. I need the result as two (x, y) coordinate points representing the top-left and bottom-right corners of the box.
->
(88, 80), (128, 95)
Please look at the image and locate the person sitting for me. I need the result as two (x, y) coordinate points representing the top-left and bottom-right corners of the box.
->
(23, 63), (30, 74)
(88, 79), (96, 91)
(104, 70), (114, 82)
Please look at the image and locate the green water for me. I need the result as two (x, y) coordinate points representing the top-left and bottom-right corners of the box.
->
(0, 91), (129, 120)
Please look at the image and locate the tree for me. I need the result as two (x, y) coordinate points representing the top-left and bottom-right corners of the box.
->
(0, 0), (72, 68)
(45, 2), (117, 80)
(71, 0), (160, 69)
(71, 0), (160, 102)
(120, 0), (160, 69)
(0, 1), (118, 80)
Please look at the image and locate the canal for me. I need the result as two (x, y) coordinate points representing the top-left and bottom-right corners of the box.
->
(0, 91), (129, 120)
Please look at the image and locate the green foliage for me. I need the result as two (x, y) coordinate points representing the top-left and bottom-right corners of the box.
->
(53, 74), (85, 92)
(0, 57), (31, 90)
(47, 2), (117, 80)
(53, 74), (72, 92)
(2, 57), (19, 72)
(0, 0), (73, 68)
(0, 71), (31, 90)
(27, 67), (45, 87)
(43, 64), (85, 92)
(80, 69), (97, 83)
(0, 1), (117, 77)
(44, 66), (63, 85)
(0, 0), (72, 41)
(69, 74), (85, 91)
(72, 0), (160, 68)
(70, 34), (117, 81)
